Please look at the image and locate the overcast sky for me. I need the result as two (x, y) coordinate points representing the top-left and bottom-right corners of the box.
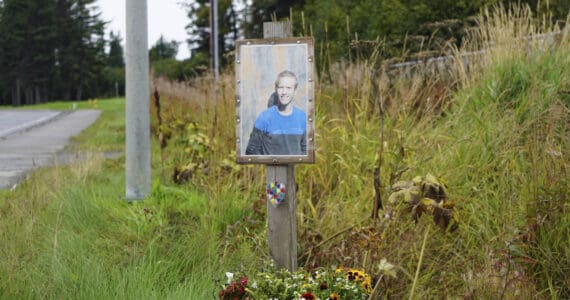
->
(96, 0), (192, 60)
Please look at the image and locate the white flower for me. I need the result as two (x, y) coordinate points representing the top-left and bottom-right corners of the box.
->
(225, 272), (234, 284)
(377, 258), (397, 278)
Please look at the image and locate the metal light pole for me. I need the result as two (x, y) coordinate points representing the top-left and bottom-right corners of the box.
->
(213, 0), (219, 80)
(125, 0), (151, 200)
(209, 0), (219, 80)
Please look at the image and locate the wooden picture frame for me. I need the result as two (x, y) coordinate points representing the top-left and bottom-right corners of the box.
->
(235, 37), (315, 164)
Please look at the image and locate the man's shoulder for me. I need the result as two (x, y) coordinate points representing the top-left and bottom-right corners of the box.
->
(293, 106), (306, 117)
(253, 106), (278, 128)
(256, 106), (278, 120)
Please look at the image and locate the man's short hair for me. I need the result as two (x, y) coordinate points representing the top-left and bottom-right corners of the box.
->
(275, 70), (298, 89)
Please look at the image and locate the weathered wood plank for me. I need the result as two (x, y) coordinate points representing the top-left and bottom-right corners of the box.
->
(263, 21), (292, 39)
(266, 164), (297, 271)
(263, 21), (297, 271)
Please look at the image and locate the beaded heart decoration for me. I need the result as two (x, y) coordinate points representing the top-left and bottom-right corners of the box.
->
(266, 182), (286, 207)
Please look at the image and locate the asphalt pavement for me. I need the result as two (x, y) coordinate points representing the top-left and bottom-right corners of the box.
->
(0, 109), (101, 190)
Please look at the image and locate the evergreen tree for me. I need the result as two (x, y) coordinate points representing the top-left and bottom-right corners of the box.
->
(149, 35), (179, 62)
(0, 0), (109, 104)
(102, 30), (124, 98)
(0, 0), (57, 105)
(183, 0), (238, 69)
(185, 0), (210, 58)
(54, 0), (107, 100)
(107, 30), (124, 67)
(179, 0), (568, 79)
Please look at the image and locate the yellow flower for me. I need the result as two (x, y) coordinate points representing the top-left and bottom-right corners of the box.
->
(361, 277), (372, 293)
(347, 269), (368, 282)
(329, 292), (340, 300)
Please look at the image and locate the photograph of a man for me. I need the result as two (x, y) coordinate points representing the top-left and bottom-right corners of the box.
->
(245, 70), (307, 155)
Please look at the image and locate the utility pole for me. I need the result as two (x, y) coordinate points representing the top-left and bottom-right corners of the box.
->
(125, 0), (151, 200)
(213, 0), (219, 80)
(211, 0), (219, 80)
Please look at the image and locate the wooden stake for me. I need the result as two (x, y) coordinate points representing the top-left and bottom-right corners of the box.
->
(263, 21), (297, 271)
(266, 164), (297, 271)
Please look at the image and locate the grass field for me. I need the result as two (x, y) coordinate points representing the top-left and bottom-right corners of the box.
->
(1, 5), (568, 299)
(0, 97), (255, 298)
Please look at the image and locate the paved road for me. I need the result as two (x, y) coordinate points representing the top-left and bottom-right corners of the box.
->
(0, 109), (101, 190)
(0, 110), (63, 138)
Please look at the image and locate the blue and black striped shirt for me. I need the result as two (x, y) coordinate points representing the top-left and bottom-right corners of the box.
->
(246, 106), (307, 155)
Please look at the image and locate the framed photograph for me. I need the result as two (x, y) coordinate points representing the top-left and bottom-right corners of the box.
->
(235, 37), (315, 164)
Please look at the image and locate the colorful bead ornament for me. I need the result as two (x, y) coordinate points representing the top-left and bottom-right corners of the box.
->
(266, 181), (286, 207)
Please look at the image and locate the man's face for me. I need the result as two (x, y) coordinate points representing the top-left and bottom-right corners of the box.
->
(276, 76), (296, 107)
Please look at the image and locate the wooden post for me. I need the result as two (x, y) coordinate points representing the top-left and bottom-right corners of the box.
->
(266, 164), (297, 271)
(263, 21), (297, 271)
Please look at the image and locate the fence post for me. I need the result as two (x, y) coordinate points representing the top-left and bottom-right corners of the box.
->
(263, 21), (297, 272)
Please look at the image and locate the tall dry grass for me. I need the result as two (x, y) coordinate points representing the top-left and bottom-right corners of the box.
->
(147, 3), (568, 298)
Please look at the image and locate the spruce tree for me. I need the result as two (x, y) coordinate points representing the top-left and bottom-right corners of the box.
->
(107, 31), (124, 67)
(149, 35), (179, 62)
(0, 0), (57, 105)
(184, 0), (238, 69)
(0, 0), (109, 104)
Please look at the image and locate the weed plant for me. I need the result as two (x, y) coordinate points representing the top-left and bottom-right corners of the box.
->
(0, 4), (568, 299)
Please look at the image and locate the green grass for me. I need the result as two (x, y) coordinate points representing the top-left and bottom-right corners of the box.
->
(0, 98), (262, 299)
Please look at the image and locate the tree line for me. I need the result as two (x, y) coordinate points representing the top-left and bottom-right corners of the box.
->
(0, 0), (121, 105)
(1, 0), (568, 105)
(185, 0), (568, 78)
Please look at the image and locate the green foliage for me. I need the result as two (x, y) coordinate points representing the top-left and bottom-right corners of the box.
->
(151, 53), (209, 81)
(184, 0), (238, 68)
(179, 0), (568, 76)
(149, 35), (179, 62)
(0, 0), (56, 105)
(51, 0), (107, 101)
(0, 0), (110, 104)
(149, 27), (210, 82)
(107, 31), (124, 68)
(163, 8), (570, 296)
(233, 266), (376, 299)
(100, 66), (125, 98)
(240, 0), (305, 38)
(0, 99), (260, 299)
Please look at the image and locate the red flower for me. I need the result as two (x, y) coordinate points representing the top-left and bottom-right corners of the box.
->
(301, 291), (316, 300)
(218, 276), (249, 300)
